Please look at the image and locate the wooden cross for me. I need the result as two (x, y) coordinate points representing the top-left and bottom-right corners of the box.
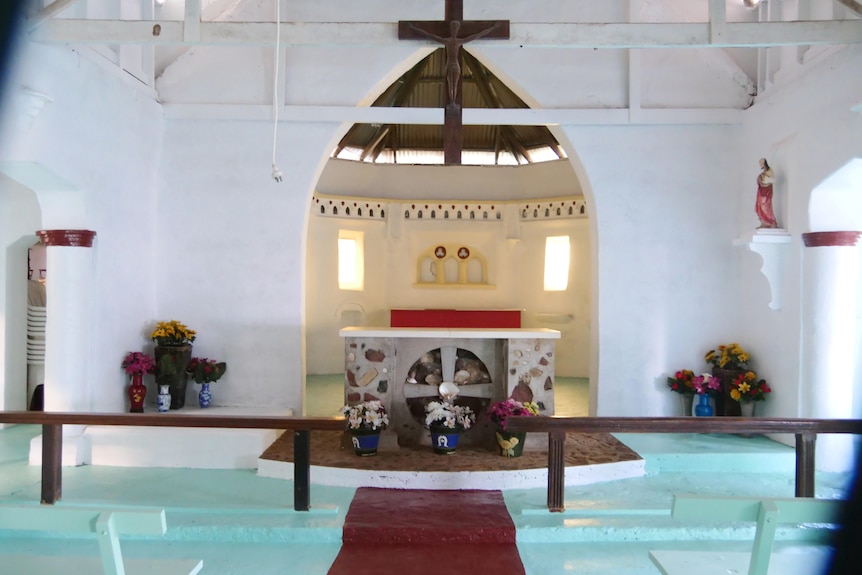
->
(398, 0), (509, 165)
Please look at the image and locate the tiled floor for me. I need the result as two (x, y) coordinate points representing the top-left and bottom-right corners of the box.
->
(0, 376), (856, 575)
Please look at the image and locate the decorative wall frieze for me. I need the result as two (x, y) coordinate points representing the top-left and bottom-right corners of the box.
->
(802, 231), (861, 247)
(312, 194), (588, 222)
(36, 229), (97, 247)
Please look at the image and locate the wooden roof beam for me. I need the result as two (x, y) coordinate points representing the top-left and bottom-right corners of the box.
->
(29, 20), (862, 49)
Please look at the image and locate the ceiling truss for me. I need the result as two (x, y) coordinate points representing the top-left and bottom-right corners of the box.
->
(26, 0), (862, 50)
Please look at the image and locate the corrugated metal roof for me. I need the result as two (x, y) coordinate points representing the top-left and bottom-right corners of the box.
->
(334, 49), (564, 165)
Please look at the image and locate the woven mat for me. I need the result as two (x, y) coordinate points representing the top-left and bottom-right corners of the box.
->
(260, 430), (641, 472)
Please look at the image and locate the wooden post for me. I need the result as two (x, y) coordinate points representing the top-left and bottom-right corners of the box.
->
(41, 423), (62, 505)
(795, 433), (816, 497)
(548, 430), (566, 512)
(293, 430), (310, 511)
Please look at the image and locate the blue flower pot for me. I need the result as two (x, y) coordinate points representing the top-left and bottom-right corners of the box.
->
(430, 425), (461, 454)
(350, 430), (381, 456)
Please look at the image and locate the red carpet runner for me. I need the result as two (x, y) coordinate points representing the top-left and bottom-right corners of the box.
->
(327, 487), (526, 575)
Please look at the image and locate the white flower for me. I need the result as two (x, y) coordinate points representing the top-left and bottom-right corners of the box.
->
(342, 400), (389, 431)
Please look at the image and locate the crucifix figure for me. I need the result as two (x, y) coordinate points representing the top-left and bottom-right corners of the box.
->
(399, 1), (509, 164)
(408, 19), (503, 108)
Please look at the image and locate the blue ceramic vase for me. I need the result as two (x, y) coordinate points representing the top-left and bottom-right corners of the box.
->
(198, 383), (212, 408)
(694, 394), (713, 417)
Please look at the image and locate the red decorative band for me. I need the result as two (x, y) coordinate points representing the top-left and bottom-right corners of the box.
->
(37, 230), (97, 247)
(802, 231), (861, 248)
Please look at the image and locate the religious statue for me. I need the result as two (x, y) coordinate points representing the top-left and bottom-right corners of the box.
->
(408, 20), (502, 107)
(755, 158), (778, 229)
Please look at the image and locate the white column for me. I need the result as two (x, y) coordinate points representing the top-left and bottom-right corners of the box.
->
(31, 229), (96, 466)
(801, 231), (861, 472)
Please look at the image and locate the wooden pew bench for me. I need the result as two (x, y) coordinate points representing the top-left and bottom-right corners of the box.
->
(0, 505), (203, 575)
(649, 495), (843, 575)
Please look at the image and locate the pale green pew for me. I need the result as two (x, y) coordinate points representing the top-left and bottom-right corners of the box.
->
(0, 505), (203, 575)
(650, 495), (843, 575)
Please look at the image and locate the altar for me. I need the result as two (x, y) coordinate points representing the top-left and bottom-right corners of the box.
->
(339, 324), (560, 448)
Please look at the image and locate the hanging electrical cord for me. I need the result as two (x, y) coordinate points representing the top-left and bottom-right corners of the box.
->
(270, 0), (283, 182)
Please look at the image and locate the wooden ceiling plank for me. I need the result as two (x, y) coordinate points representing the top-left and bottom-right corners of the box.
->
(834, 0), (862, 17)
(27, 0), (81, 32)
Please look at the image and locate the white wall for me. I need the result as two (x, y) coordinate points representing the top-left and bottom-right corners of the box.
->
(157, 119), (338, 409)
(3, 7), (860, 423)
(737, 46), (862, 428)
(0, 39), (163, 412)
(0, 178), (41, 415)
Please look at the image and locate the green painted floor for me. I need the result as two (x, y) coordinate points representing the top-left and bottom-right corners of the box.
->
(0, 377), (855, 575)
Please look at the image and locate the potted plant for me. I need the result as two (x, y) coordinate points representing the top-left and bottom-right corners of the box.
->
(151, 320), (196, 409)
(704, 342), (752, 416)
(424, 401), (476, 455)
(186, 357), (227, 408)
(691, 373), (721, 416)
(121, 351), (155, 413)
(487, 398), (540, 457)
(341, 400), (389, 456)
(667, 369), (695, 415)
(730, 371), (772, 417)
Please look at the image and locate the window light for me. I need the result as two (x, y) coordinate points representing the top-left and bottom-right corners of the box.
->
(338, 230), (364, 291)
(544, 236), (570, 291)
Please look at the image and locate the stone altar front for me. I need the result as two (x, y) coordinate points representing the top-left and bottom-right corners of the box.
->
(339, 327), (560, 448)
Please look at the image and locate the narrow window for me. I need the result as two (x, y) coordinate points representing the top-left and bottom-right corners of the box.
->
(338, 230), (365, 291)
(544, 236), (570, 291)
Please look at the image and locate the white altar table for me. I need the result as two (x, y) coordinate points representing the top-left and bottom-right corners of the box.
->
(339, 327), (560, 447)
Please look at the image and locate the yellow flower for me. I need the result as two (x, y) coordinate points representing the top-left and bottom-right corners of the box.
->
(730, 389), (741, 400)
(738, 382), (751, 394)
(745, 371), (756, 381)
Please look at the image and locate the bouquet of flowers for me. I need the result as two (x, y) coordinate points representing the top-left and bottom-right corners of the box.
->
(186, 357), (227, 384)
(704, 343), (750, 370)
(150, 320), (197, 347)
(342, 400), (390, 432)
(425, 401), (476, 431)
(666, 369), (695, 395)
(121, 351), (156, 376)
(730, 371), (772, 402)
(487, 398), (540, 430)
(692, 373), (721, 395)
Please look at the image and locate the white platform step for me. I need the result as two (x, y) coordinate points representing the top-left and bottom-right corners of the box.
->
(30, 407), (293, 469)
(1, 555), (203, 575)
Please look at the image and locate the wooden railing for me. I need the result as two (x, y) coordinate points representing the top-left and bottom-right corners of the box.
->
(505, 416), (862, 512)
(0, 411), (345, 511)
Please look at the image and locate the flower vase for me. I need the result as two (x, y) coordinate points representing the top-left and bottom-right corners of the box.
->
(157, 385), (171, 412)
(350, 429), (381, 456)
(712, 367), (745, 416)
(693, 394), (714, 417)
(680, 394), (693, 417)
(127, 373), (146, 413)
(496, 429), (527, 457)
(154, 344), (192, 410)
(740, 401), (757, 417)
(430, 425), (461, 455)
(198, 383), (212, 408)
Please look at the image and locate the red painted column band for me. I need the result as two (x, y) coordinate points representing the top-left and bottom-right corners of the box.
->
(36, 229), (97, 247)
(802, 231), (861, 248)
